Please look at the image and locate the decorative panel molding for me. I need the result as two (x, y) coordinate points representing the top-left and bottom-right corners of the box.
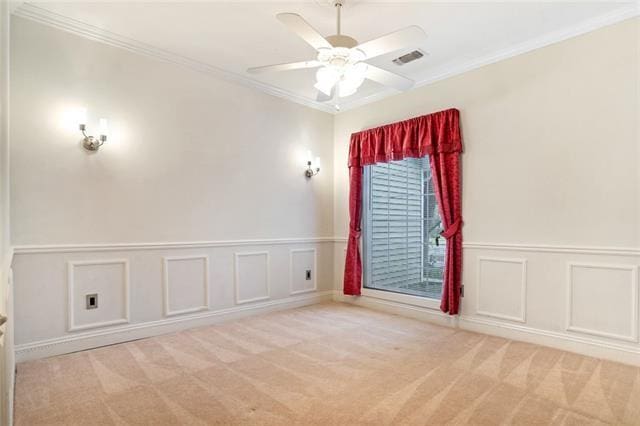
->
(289, 248), (317, 295)
(476, 257), (527, 323)
(162, 255), (209, 317)
(67, 259), (130, 332)
(234, 251), (270, 304)
(566, 262), (639, 342)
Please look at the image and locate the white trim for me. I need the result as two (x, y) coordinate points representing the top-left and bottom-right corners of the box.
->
(16, 290), (333, 362)
(67, 259), (130, 332)
(333, 291), (640, 366)
(566, 262), (639, 343)
(12, 237), (337, 254)
(234, 251), (270, 304)
(162, 255), (210, 317)
(338, 4), (640, 112)
(3, 245), (13, 272)
(289, 248), (317, 296)
(11, 3), (337, 114)
(476, 257), (527, 323)
(15, 240), (639, 256)
(12, 3), (639, 114)
(361, 287), (441, 310)
(333, 290), (457, 328)
(333, 239), (640, 256)
(464, 242), (640, 257)
(459, 314), (640, 366)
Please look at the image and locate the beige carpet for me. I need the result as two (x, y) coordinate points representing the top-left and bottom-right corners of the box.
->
(15, 302), (640, 425)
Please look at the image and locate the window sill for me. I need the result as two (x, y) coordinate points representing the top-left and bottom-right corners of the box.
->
(361, 288), (441, 310)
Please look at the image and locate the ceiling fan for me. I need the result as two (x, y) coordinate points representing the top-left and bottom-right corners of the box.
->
(247, 0), (427, 108)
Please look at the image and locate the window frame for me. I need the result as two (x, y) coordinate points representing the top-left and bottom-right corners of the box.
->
(361, 159), (442, 310)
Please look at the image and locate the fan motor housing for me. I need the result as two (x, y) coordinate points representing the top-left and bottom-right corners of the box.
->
(326, 34), (358, 48)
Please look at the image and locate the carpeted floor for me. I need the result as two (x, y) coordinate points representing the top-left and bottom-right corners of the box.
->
(14, 302), (640, 425)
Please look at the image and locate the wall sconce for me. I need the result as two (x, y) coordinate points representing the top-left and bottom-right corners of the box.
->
(305, 151), (320, 178)
(78, 108), (109, 151)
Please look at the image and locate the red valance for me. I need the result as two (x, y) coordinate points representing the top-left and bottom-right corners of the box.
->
(348, 108), (462, 168)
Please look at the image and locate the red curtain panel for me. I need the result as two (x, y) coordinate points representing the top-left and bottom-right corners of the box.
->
(343, 108), (463, 315)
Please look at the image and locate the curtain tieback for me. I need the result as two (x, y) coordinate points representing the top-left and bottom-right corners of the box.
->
(441, 218), (462, 239)
(348, 229), (362, 239)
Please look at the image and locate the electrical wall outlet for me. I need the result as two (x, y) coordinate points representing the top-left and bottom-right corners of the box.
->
(86, 293), (98, 309)
(305, 270), (312, 280)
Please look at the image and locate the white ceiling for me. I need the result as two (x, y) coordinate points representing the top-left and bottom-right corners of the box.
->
(12, 1), (639, 113)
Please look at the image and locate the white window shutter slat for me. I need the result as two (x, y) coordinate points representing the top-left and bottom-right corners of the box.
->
(363, 157), (446, 300)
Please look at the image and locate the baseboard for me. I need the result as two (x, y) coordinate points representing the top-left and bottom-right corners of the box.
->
(458, 315), (640, 366)
(333, 290), (640, 366)
(15, 290), (333, 362)
(332, 290), (458, 328)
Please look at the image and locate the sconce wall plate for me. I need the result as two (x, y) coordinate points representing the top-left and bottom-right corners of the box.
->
(305, 160), (320, 178)
(80, 123), (107, 151)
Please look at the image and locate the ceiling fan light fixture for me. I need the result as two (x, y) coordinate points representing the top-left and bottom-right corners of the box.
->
(338, 61), (367, 97)
(315, 66), (340, 95)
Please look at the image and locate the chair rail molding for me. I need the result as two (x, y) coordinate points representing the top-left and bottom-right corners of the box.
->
(463, 242), (640, 257)
(12, 236), (338, 254)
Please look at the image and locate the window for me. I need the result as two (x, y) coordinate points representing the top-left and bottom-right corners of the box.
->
(363, 157), (445, 299)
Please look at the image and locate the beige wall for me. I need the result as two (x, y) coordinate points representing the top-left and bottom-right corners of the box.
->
(334, 17), (639, 248)
(10, 17), (334, 246)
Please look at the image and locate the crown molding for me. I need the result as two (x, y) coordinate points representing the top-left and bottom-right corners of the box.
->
(338, 3), (640, 112)
(11, 3), (337, 114)
(12, 2), (639, 114)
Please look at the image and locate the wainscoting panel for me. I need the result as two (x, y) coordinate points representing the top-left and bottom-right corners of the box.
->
(67, 259), (130, 332)
(290, 248), (317, 295)
(12, 238), (335, 359)
(162, 255), (209, 317)
(234, 252), (270, 304)
(476, 257), (527, 323)
(334, 241), (640, 365)
(566, 262), (638, 342)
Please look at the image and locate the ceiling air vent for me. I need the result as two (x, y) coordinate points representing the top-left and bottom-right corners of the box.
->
(392, 50), (425, 66)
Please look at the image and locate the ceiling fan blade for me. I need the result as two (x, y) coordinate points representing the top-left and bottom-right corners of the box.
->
(277, 13), (333, 51)
(247, 60), (321, 74)
(365, 65), (414, 91)
(356, 26), (427, 60)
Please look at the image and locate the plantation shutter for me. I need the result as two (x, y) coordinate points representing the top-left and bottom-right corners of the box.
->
(364, 157), (446, 299)
(367, 157), (426, 289)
